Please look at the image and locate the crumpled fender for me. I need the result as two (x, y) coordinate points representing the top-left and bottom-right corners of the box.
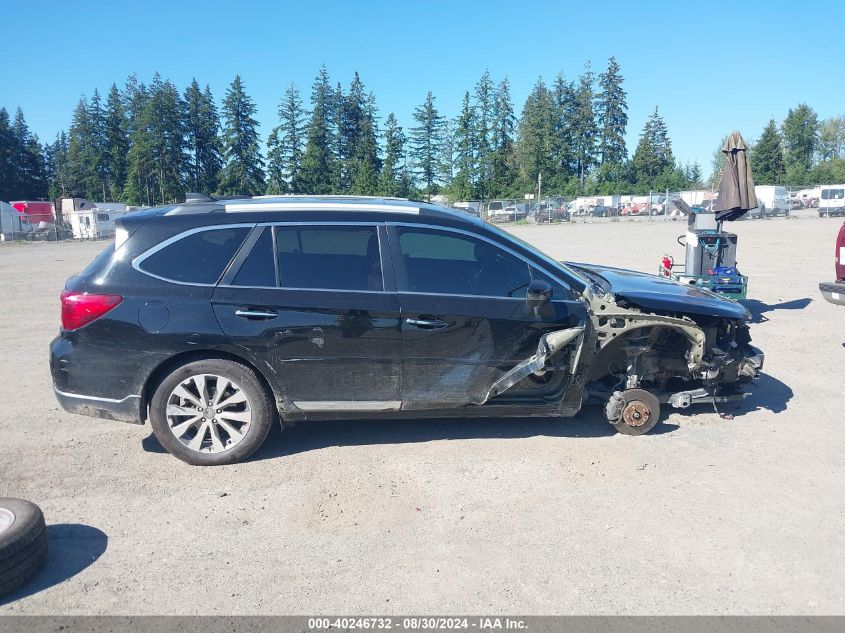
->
(483, 326), (585, 402)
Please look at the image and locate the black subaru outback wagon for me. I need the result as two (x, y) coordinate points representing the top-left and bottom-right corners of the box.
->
(51, 195), (763, 465)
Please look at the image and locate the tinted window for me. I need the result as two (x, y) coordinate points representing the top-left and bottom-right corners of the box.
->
(97, 213), (110, 221)
(275, 226), (382, 291)
(232, 228), (275, 287)
(397, 228), (531, 297)
(140, 227), (249, 284)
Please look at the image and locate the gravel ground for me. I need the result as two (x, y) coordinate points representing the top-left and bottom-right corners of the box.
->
(0, 212), (843, 615)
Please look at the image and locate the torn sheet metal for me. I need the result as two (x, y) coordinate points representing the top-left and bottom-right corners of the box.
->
(484, 326), (584, 402)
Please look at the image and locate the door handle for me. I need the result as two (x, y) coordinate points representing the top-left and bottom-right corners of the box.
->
(405, 317), (448, 329)
(235, 308), (278, 320)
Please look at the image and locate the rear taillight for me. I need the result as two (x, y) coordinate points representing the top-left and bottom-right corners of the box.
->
(60, 290), (123, 331)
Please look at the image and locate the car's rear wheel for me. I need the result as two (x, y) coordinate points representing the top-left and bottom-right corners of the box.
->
(150, 359), (274, 466)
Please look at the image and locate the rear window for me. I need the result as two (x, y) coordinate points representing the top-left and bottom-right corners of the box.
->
(275, 226), (382, 291)
(139, 227), (249, 284)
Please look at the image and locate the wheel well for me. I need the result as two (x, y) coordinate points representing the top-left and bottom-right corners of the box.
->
(139, 349), (279, 422)
(586, 325), (691, 383)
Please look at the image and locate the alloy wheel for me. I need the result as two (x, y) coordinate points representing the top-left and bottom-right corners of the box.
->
(165, 373), (252, 454)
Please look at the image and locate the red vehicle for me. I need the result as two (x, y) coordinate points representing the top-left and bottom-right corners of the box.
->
(819, 221), (845, 305)
(11, 201), (54, 226)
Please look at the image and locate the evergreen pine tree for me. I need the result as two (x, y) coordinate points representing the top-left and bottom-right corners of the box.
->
(751, 120), (786, 184)
(517, 78), (555, 192)
(184, 80), (223, 194)
(266, 82), (306, 194)
(474, 70), (494, 198)
(0, 108), (12, 201)
(450, 92), (477, 200)
(123, 74), (153, 204)
(491, 78), (517, 198)
(87, 89), (109, 199)
(596, 56), (628, 168)
(781, 103), (818, 172)
(550, 73), (576, 183)
(66, 96), (100, 198)
(378, 113), (406, 197)
(351, 93), (380, 195)
(409, 91), (446, 200)
(45, 131), (69, 200)
(146, 75), (188, 202)
(104, 84), (128, 199)
(300, 66), (337, 194)
(632, 106), (675, 188)
(572, 63), (598, 190)
(219, 75), (265, 195)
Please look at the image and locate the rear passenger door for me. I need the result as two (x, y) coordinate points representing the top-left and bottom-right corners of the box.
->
(212, 223), (403, 412)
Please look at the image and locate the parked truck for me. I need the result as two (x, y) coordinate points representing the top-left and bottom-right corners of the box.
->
(819, 218), (845, 305)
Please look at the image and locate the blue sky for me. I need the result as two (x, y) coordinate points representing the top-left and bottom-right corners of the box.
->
(1, 0), (842, 176)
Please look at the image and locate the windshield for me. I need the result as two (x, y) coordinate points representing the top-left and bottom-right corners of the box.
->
(483, 222), (590, 288)
(822, 189), (844, 200)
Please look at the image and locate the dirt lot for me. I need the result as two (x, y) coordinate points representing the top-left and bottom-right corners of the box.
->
(1, 213), (843, 615)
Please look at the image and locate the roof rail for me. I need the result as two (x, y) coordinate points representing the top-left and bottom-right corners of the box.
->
(184, 192), (254, 204)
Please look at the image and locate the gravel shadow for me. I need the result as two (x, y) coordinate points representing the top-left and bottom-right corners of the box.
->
(743, 297), (812, 323)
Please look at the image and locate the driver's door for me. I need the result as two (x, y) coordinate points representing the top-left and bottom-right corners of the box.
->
(387, 224), (584, 409)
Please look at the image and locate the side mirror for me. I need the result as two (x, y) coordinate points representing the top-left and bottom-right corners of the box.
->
(526, 279), (552, 310)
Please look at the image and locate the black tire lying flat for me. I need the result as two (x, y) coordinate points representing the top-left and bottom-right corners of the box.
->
(0, 498), (47, 598)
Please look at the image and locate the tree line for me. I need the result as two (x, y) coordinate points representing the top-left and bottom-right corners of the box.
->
(744, 104), (845, 186)
(4, 60), (839, 207)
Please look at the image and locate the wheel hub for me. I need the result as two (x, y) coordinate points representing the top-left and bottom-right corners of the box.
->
(0, 507), (15, 534)
(622, 400), (651, 427)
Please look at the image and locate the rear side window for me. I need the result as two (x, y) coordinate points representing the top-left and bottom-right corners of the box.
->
(232, 228), (275, 287)
(275, 226), (382, 291)
(139, 227), (249, 284)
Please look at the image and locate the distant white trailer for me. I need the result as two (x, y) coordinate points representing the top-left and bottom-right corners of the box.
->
(68, 205), (129, 239)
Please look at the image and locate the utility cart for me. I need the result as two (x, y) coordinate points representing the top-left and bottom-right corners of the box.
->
(659, 205), (748, 301)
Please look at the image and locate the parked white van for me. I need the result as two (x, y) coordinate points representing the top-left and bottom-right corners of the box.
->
(753, 185), (789, 218)
(819, 185), (845, 217)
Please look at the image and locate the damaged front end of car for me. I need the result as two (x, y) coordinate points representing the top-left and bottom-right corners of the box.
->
(576, 279), (764, 433)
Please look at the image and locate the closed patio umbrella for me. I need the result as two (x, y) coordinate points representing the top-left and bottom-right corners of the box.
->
(714, 131), (757, 222)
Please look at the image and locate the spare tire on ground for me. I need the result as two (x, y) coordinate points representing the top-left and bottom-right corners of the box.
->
(0, 498), (47, 598)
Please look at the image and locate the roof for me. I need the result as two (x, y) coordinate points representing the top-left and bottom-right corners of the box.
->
(159, 195), (481, 226)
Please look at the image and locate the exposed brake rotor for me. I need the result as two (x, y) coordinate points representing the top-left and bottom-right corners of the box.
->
(621, 400), (652, 427)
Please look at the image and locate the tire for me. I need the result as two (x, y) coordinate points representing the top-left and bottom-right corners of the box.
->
(0, 498), (47, 598)
(149, 359), (274, 466)
(605, 389), (661, 436)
